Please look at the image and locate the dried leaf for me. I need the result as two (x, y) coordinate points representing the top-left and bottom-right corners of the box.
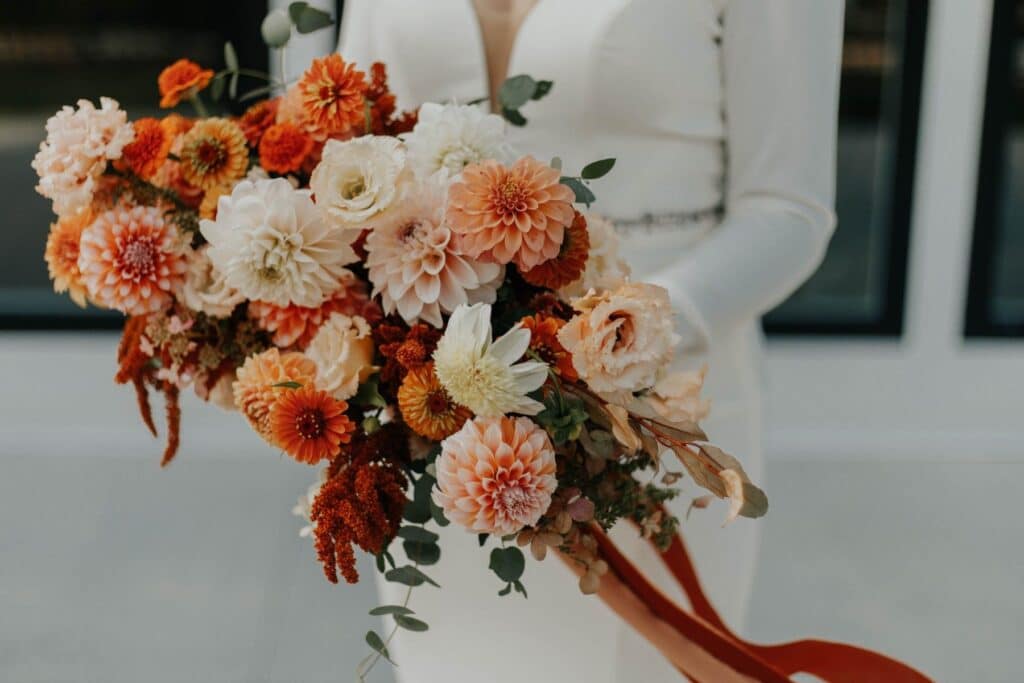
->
(686, 495), (714, 520)
(670, 444), (726, 498)
(721, 469), (769, 524)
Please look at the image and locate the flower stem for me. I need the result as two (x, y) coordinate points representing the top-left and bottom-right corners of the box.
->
(189, 93), (208, 118)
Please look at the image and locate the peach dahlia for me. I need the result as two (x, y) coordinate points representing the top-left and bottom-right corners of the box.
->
(233, 348), (318, 441)
(45, 211), (93, 307)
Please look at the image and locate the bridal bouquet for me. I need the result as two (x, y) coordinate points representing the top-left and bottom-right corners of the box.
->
(33, 6), (781, 680)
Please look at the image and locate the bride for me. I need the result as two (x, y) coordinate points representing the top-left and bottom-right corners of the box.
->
(337, 1), (843, 680)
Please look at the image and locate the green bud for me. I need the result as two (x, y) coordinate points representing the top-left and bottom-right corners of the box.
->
(261, 8), (292, 48)
(362, 415), (381, 434)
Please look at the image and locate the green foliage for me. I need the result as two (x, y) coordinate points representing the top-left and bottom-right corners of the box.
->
(364, 630), (393, 664)
(397, 526), (439, 544)
(536, 390), (588, 445)
(497, 75), (554, 126)
(271, 381), (302, 389)
(488, 546), (525, 583)
(394, 615), (430, 632)
(384, 565), (440, 588)
(403, 473), (435, 524)
(560, 176), (596, 206)
(581, 158), (616, 179)
(353, 375), (388, 409)
(288, 1), (334, 33)
(369, 605), (414, 616)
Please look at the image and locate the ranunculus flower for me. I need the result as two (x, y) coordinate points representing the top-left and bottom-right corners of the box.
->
(558, 282), (679, 394)
(305, 313), (378, 400)
(179, 245), (245, 318)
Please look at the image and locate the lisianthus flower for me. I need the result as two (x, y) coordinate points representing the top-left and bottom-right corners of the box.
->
(398, 363), (471, 441)
(643, 366), (711, 427)
(404, 102), (512, 178)
(521, 210), (590, 289)
(179, 118), (248, 191)
(200, 178), (358, 307)
(365, 177), (503, 327)
(520, 314), (577, 382)
(77, 205), (188, 315)
(558, 211), (631, 299)
(179, 245), (245, 318)
(233, 348), (318, 440)
(433, 303), (548, 417)
(119, 117), (172, 180)
(433, 415), (557, 535)
(259, 122), (313, 175)
(446, 156), (575, 271)
(158, 59), (214, 108)
(298, 54), (367, 138)
(270, 385), (356, 465)
(305, 313), (378, 401)
(239, 98), (280, 146)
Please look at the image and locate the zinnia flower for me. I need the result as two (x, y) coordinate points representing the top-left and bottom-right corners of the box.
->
(158, 59), (214, 108)
(77, 205), (188, 315)
(305, 313), (377, 400)
(31, 97), (134, 217)
(119, 117), (172, 179)
(179, 245), (245, 318)
(404, 102), (512, 178)
(558, 282), (679, 394)
(239, 98), (280, 146)
(558, 212), (631, 299)
(365, 178), (502, 327)
(398, 363), (471, 441)
(233, 348), (317, 440)
(298, 54), (367, 138)
(179, 118), (248, 191)
(200, 178), (358, 307)
(45, 211), (92, 307)
(269, 385), (356, 465)
(259, 122), (313, 175)
(433, 303), (548, 417)
(520, 314), (577, 382)
(446, 156), (575, 271)
(521, 210), (590, 289)
(433, 415), (557, 535)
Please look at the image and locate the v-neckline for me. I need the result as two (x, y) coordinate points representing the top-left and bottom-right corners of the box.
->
(467, 0), (542, 111)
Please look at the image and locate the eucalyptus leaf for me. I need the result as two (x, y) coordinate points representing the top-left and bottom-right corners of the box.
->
(478, 533), (489, 547)
(513, 579), (528, 598)
(532, 80), (554, 100)
(489, 546), (525, 583)
(209, 75), (226, 102)
(501, 107), (527, 127)
(402, 540), (440, 566)
(394, 615), (430, 632)
(223, 41), (239, 72)
(429, 499), (450, 527)
(289, 1), (334, 33)
(581, 158), (616, 179)
(364, 630), (393, 663)
(560, 177), (596, 206)
(499, 74), (537, 109)
(239, 84), (276, 103)
(403, 474), (434, 524)
(260, 8), (292, 48)
(228, 71), (239, 100)
(497, 583), (512, 597)
(550, 156), (562, 171)
(272, 380), (302, 389)
(369, 605), (414, 616)
(385, 565), (440, 588)
(397, 526), (439, 544)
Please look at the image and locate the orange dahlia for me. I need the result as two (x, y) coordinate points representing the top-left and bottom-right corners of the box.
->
(179, 118), (248, 191)
(45, 211), (93, 307)
(298, 54), (367, 138)
(238, 98), (280, 146)
(77, 205), (188, 315)
(398, 363), (472, 441)
(446, 156), (576, 271)
(521, 210), (590, 289)
(158, 59), (214, 108)
(119, 118), (172, 179)
(520, 314), (578, 382)
(233, 348), (318, 441)
(270, 385), (355, 465)
(259, 122), (313, 175)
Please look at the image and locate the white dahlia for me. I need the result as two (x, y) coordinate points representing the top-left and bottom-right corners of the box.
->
(309, 135), (412, 232)
(403, 102), (512, 179)
(365, 179), (503, 327)
(305, 313), (378, 400)
(199, 178), (357, 307)
(32, 97), (134, 217)
(179, 245), (245, 318)
(558, 212), (631, 300)
(433, 303), (548, 417)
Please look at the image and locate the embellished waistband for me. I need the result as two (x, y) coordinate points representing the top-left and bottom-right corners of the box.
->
(611, 205), (723, 234)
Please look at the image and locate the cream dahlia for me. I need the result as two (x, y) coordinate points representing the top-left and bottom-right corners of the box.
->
(433, 415), (557, 535)
(179, 245), (245, 318)
(433, 303), (548, 417)
(446, 156), (575, 271)
(199, 178), (357, 307)
(78, 205), (188, 315)
(32, 97), (134, 217)
(403, 102), (512, 178)
(305, 313), (377, 401)
(558, 212), (631, 299)
(365, 178), (502, 327)
(233, 348), (318, 441)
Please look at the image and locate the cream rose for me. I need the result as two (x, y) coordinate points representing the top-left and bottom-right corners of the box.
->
(644, 366), (711, 426)
(306, 313), (378, 400)
(558, 282), (679, 394)
(179, 246), (245, 318)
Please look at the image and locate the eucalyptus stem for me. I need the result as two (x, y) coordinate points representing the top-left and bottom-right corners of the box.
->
(359, 583), (414, 682)
(188, 93), (208, 118)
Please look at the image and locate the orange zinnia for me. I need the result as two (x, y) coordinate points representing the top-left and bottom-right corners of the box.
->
(120, 117), (173, 180)
(297, 54), (367, 138)
(238, 98), (280, 146)
(398, 363), (472, 441)
(446, 156), (576, 271)
(158, 59), (214, 108)
(521, 210), (590, 289)
(521, 314), (578, 382)
(179, 118), (248, 191)
(270, 385), (355, 465)
(45, 211), (93, 308)
(259, 122), (313, 175)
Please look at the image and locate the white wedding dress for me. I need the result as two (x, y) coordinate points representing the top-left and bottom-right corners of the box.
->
(337, 1), (843, 681)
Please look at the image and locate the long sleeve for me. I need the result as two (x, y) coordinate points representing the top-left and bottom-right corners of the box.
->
(649, 0), (844, 349)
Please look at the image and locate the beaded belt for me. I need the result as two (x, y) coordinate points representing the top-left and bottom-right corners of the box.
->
(611, 205), (723, 234)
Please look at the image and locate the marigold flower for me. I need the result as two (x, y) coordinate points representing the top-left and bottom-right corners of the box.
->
(119, 117), (173, 180)
(158, 59), (214, 108)
(521, 210), (590, 289)
(233, 348), (318, 441)
(45, 211), (93, 307)
(179, 118), (248, 191)
(298, 54), (367, 138)
(520, 314), (578, 382)
(239, 98), (280, 146)
(446, 156), (575, 271)
(398, 363), (472, 441)
(270, 385), (355, 464)
(259, 122), (313, 175)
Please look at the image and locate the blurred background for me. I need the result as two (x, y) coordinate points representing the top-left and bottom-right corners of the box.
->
(1, 1), (1021, 681)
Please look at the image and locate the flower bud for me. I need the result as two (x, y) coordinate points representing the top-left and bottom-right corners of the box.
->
(579, 571), (601, 595)
(261, 9), (292, 48)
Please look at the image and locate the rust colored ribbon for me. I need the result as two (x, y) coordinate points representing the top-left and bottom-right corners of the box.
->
(588, 522), (934, 682)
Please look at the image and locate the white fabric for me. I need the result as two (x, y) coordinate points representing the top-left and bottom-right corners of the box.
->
(338, 1), (842, 681)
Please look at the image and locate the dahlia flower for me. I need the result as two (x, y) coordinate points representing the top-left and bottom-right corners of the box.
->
(179, 245), (245, 318)
(310, 136), (412, 232)
(77, 205), (188, 315)
(558, 282), (679, 394)
(31, 97), (134, 217)
(433, 303), (548, 417)
(45, 211), (93, 307)
(233, 348), (318, 440)
(433, 415), (557, 535)
(446, 156), (575, 271)
(269, 385), (355, 465)
(297, 54), (367, 138)
(403, 102), (512, 178)
(558, 212), (631, 299)
(365, 178), (502, 327)
(200, 178), (357, 307)
(521, 210), (590, 289)
(305, 313), (377, 401)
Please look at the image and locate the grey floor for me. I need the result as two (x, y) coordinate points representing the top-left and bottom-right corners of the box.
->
(1, 448), (1021, 682)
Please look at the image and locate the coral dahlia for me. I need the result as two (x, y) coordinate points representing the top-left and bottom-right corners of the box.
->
(233, 348), (318, 441)
(270, 385), (355, 465)
(179, 118), (248, 191)
(298, 54), (367, 138)
(158, 59), (214, 108)
(398, 363), (471, 441)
